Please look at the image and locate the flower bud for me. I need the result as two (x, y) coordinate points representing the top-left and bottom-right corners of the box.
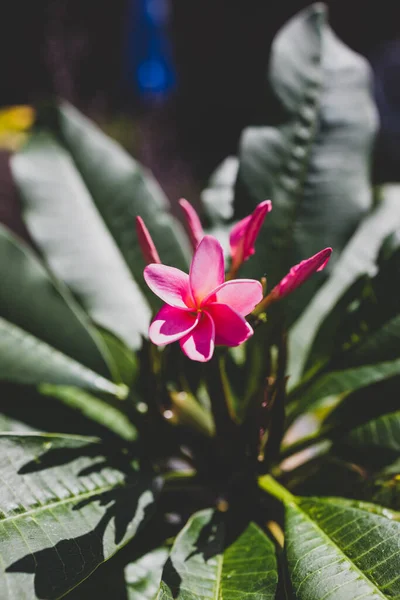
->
(135, 216), (161, 265)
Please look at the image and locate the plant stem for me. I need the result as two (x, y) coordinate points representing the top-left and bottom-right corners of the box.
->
(207, 352), (238, 439)
(258, 474), (296, 505)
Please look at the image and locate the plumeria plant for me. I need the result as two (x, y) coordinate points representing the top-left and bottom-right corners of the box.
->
(1, 4), (400, 600)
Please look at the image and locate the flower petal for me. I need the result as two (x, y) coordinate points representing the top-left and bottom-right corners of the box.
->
(229, 214), (251, 265)
(203, 279), (263, 316)
(135, 216), (161, 265)
(242, 200), (272, 258)
(144, 264), (194, 309)
(189, 235), (225, 305)
(149, 305), (199, 346)
(271, 247), (332, 300)
(229, 200), (272, 268)
(206, 303), (253, 346)
(180, 311), (215, 362)
(179, 198), (204, 250)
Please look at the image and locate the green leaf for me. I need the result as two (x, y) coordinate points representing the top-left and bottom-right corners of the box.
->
(95, 328), (137, 387)
(0, 317), (126, 396)
(289, 184), (400, 386)
(0, 224), (114, 380)
(125, 547), (168, 600)
(235, 4), (377, 322)
(56, 102), (190, 277)
(12, 127), (150, 350)
(336, 412), (400, 471)
(0, 412), (35, 433)
(301, 275), (368, 375)
(285, 496), (400, 599)
(39, 385), (138, 441)
(158, 509), (278, 599)
(287, 358), (400, 427)
(12, 101), (191, 348)
(0, 433), (157, 599)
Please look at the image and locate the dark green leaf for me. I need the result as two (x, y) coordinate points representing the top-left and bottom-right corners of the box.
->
(39, 385), (138, 441)
(0, 224), (116, 380)
(302, 275), (368, 375)
(125, 547), (168, 600)
(285, 496), (400, 599)
(235, 4), (377, 322)
(289, 184), (400, 385)
(95, 328), (137, 387)
(342, 411), (400, 454)
(0, 434), (157, 599)
(158, 509), (278, 599)
(287, 358), (400, 427)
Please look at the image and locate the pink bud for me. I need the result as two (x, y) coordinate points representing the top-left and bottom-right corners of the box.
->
(229, 200), (272, 271)
(270, 247), (332, 301)
(135, 216), (161, 265)
(179, 198), (204, 251)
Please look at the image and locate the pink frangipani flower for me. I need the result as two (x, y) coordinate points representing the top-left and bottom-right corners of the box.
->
(136, 216), (161, 265)
(229, 200), (272, 273)
(269, 247), (332, 302)
(144, 235), (263, 362)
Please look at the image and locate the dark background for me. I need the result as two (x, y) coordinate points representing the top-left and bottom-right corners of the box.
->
(1, 0), (399, 227)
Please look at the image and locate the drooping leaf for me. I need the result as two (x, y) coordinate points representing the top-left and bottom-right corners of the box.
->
(125, 547), (168, 600)
(39, 384), (138, 441)
(235, 4), (377, 323)
(158, 509), (278, 599)
(285, 496), (400, 599)
(0, 434), (158, 599)
(0, 224), (114, 380)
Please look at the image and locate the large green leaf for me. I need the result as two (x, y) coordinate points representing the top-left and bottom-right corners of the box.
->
(0, 224), (113, 379)
(56, 103), (190, 276)
(289, 184), (400, 386)
(0, 317), (125, 396)
(12, 128), (149, 349)
(125, 547), (168, 600)
(234, 3), (377, 323)
(285, 496), (400, 599)
(12, 102), (191, 350)
(0, 434), (157, 599)
(158, 509), (278, 599)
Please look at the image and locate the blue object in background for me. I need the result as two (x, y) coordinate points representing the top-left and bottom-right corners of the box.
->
(127, 0), (176, 101)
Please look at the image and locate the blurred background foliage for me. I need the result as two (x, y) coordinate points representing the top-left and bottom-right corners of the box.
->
(0, 0), (399, 233)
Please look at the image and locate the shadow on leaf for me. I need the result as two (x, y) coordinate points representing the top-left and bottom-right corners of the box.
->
(6, 442), (157, 600)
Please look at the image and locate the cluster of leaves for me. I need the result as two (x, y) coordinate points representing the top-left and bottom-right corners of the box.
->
(1, 4), (400, 599)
